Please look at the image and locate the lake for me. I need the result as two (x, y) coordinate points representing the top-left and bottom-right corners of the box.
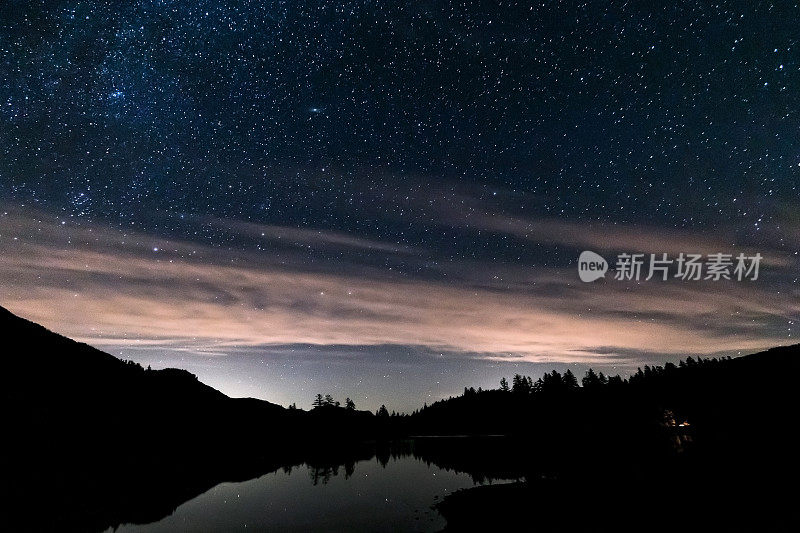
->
(110, 439), (518, 532)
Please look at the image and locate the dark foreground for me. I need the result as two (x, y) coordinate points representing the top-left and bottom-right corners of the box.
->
(3, 305), (799, 532)
(438, 454), (799, 532)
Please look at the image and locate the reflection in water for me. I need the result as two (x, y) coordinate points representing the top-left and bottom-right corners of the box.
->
(111, 438), (518, 533)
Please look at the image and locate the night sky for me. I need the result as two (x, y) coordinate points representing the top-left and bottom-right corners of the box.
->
(1, 1), (798, 412)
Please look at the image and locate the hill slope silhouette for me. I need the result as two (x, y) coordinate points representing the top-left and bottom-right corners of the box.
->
(2, 305), (280, 531)
(416, 345), (800, 532)
(1, 305), (372, 531)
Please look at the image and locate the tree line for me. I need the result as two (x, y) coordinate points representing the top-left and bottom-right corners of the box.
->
(311, 393), (356, 410)
(419, 354), (736, 413)
(308, 355), (736, 417)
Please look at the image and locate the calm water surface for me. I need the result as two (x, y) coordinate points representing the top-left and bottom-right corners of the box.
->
(112, 452), (506, 532)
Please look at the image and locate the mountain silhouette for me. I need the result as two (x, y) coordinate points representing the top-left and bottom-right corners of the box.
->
(1, 305), (296, 531)
(0, 305), (373, 531)
(2, 303), (296, 449)
(3, 304), (225, 404)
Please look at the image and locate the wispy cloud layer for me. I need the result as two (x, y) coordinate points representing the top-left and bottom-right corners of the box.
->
(1, 206), (796, 364)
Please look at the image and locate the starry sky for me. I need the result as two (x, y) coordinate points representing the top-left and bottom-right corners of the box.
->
(1, 1), (798, 412)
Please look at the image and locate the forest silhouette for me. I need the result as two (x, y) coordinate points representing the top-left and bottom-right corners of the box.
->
(2, 304), (798, 532)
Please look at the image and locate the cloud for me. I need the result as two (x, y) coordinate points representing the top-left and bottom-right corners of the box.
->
(202, 215), (418, 255)
(0, 206), (796, 364)
(447, 210), (794, 268)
